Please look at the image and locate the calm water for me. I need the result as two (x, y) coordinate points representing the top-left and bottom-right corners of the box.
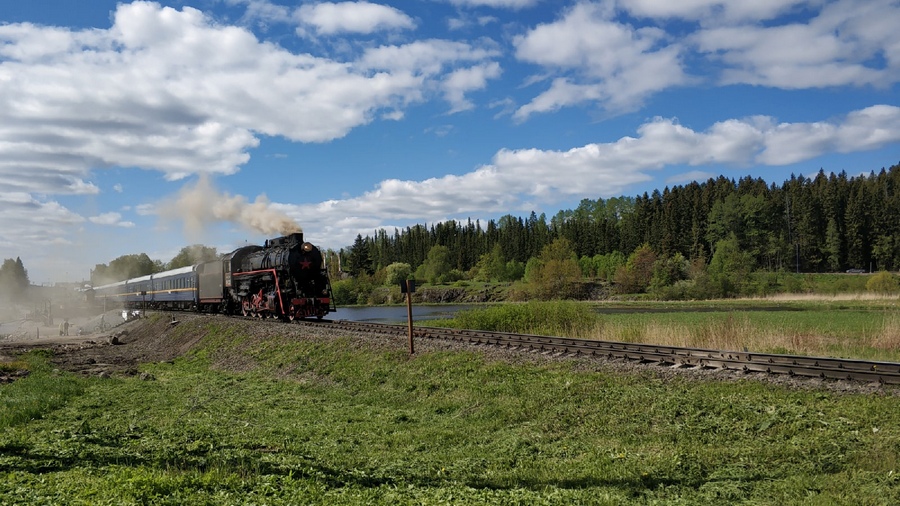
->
(331, 305), (479, 324)
(329, 303), (800, 324)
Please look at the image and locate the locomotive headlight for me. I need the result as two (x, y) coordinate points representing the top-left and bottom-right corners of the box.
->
(301, 242), (315, 252)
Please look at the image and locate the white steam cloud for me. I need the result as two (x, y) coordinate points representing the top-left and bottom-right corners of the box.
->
(160, 175), (302, 238)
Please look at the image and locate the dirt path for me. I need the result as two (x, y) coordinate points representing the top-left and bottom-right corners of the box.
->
(0, 312), (203, 377)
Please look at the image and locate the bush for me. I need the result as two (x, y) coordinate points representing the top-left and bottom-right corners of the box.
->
(449, 301), (599, 337)
(331, 275), (378, 305)
(330, 279), (354, 305)
(384, 262), (412, 286)
(867, 271), (900, 295)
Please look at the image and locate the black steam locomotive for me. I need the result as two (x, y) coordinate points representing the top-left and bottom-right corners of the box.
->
(92, 233), (335, 320)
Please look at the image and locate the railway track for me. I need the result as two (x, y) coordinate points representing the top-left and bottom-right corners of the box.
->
(303, 319), (900, 385)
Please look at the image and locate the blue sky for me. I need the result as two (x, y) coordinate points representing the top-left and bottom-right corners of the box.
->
(0, 0), (898, 284)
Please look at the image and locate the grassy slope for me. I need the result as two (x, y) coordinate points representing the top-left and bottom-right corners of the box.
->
(1, 319), (899, 505)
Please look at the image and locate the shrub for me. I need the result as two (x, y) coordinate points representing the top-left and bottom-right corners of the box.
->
(384, 262), (412, 286)
(331, 275), (378, 305)
(867, 271), (900, 295)
(330, 279), (354, 305)
(450, 301), (599, 337)
(614, 244), (657, 294)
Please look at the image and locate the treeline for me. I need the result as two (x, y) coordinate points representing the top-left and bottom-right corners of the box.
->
(91, 245), (219, 285)
(339, 163), (900, 287)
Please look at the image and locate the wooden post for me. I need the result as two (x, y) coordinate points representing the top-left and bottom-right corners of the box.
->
(406, 279), (414, 354)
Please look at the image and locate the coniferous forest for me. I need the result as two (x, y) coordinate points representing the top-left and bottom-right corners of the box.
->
(336, 163), (900, 300)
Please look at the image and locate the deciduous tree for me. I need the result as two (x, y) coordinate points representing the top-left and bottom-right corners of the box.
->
(0, 257), (29, 301)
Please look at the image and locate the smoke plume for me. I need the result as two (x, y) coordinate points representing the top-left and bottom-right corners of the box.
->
(160, 175), (302, 238)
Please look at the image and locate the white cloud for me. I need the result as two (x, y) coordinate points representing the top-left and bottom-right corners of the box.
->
(510, 0), (900, 118)
(619, 0), (814, 23)
(89, 212), (136, 228)
(226, 0), (293, 26)
(135, 204), (156, 216)
(358, 39), (501, 111)
(447, 0), (540, 8)
(281, 105), (900, 248)
(359, 39), (500, 75)
(758, 105), (900, 165)
(513, 78), (604, 119)
(0, 193), (86, 273)
(442, 62), (502, 113)
(295, 2), (416, 35)
(0, 1), (498, 198)
(513, 2), (688, 118)
(692, 0), (900, 88)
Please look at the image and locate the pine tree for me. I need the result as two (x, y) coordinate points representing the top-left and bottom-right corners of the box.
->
(345, 234), (373, 276)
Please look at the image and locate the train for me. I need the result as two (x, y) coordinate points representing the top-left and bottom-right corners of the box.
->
(90, 232), (335, 320)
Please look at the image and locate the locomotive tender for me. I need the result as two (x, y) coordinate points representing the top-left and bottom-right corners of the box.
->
(91, 233), (335, 320)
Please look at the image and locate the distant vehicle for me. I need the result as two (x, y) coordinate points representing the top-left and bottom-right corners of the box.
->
(846, 268), (867, 274)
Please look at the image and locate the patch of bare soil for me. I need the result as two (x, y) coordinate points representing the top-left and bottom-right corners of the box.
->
(0, 312), (205, 377)
(0, 369), (30, 384)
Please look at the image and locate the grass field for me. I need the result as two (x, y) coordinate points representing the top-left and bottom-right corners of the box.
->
(435, 299), (900, 362)
(2, 316), (899, 504)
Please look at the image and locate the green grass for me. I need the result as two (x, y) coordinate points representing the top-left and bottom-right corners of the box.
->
(431, 300), (600, 337)
(0, 350), (85, 428)
(430, 300), (900, 362)
(1, 322), (899, 504)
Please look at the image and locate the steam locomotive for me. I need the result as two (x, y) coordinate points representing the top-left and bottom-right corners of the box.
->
(91, 233), (335, 320)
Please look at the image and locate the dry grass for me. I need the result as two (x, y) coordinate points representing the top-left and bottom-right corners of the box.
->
(758, 292), (900, 302)
(871, 312), (900, 350)
(588, 314), (892, 358)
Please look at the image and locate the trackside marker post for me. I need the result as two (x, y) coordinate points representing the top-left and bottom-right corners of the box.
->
(400, 279), (416, 354)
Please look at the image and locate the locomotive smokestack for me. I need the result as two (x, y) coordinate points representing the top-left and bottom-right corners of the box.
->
(267, 232), (304, 247)
(285, 232), (303, 245)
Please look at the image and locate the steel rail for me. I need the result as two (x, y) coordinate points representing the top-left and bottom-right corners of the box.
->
(314, 319), (900, 385)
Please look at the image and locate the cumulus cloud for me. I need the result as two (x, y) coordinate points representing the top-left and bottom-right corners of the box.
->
(295, 1), (416, 35)
(0, 1), (502, 280)
(692, 0), (900, 88)
(511, 0), (900, 118)
(0, 1), (496, 195)
(281, 105), (900, 247)
(513, 2), (688, 118)
(442, 62), (503, 113)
